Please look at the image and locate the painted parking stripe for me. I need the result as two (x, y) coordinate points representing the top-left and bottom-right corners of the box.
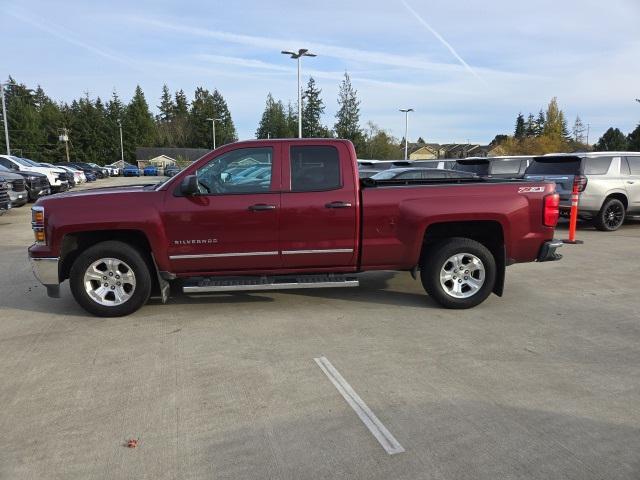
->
(314, 356), (405, 455)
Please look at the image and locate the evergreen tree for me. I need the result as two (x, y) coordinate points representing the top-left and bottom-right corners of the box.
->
(416, 137), (426, 144)
(524, 113), (536, 136)
(533, 109), (545, 136)
(123, 85), (155, 160)
(3, 80), (42, 159)
(106, 90), (125, 161)
(189, 87), (216, 148)
(543, 97), (564, 139)
(595, 128), (628, 151)
(157, 84), (175, 123)
(334, 72), (362, 144)
(171, 89), (190, 147)
(302, 77), (326, 137)
(627, 124), (640, 151)
(572, 116), (586, 143)
(285, 101), (298, 138)
(211, 89), (237, 145)
(514, 112), (526, 139)
(256, 93), (288, 139)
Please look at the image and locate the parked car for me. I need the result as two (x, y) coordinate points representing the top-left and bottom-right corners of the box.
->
(0, 177), (10, 213)
(0, 166), (28, 207)
(143, 165), (159, 176)
(0, 155), (69, 192)
(60, 162), (104, 179)
(88, 163), (110, 177)
(453, 156), (533, 179)
(28, 138), (562, 317)
(0, 166), (51, 201)
(38, 163), (76, 188)
(123, 164), (141, 177)
(524, 152), (640, 231)
(370, 167), (478, 181)
(164, 165), (181, 177)
(56, 165), (86, 184)
(105, 164), (121, 176)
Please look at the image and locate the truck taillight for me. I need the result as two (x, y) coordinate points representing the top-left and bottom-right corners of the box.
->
(543, 193), (560, 227)
(31, 206), (46, 245)
(573, 174), (588, 193)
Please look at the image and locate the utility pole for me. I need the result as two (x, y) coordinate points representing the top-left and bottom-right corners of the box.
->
(281, 49), (317, 138)
(399, 108), (414, 161)
(586, 123), (590, 145)
(58, 128), (70, 161)
(206, 118), (221, 149)
(117, 120), (124, 162)
(1, 80), (12, 155)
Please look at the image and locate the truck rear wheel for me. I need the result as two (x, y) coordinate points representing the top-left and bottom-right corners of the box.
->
(69, 241), (151, 317)
(420, 237), (496, 309)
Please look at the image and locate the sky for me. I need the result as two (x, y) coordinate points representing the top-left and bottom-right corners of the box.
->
(3, 0), (640, 144)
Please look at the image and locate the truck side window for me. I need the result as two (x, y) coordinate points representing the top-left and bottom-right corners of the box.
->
(196, 147), (273, 194)
(290, 146), (341, 191)
(584, 157), (612, 175)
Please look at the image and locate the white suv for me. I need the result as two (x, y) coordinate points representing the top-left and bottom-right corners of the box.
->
(0, 155), (69, 193)
(525, 152), (640, 231)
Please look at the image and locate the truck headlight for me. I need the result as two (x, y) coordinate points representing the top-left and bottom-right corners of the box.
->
(31, 206), (46, 244)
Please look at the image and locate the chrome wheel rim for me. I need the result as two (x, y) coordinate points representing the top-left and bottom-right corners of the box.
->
(83, 258), (136, 306)
(604, 204), (624, 229)
(440, 253), (485, 298)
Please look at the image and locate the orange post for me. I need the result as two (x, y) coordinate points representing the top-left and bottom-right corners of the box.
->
(563, 182), (583, 244)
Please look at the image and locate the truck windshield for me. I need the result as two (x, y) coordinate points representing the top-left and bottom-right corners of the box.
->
(526, 157), (581, 175)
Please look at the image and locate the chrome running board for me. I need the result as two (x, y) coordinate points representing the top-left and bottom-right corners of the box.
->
(182, 274), (359, 293)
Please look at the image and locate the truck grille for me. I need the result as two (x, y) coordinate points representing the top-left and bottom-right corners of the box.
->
(0, 185), (9, 208)
(11, 178), (26, 192)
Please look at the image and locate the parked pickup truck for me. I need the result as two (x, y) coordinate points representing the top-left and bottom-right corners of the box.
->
(28, 139), (562, 317)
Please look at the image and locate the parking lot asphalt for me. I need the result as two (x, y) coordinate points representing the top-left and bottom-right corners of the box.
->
(1, 177), (640, 480)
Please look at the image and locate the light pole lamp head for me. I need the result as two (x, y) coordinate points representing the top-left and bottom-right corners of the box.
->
(282, 49), (316, 59)
(399, 108), (414, 113)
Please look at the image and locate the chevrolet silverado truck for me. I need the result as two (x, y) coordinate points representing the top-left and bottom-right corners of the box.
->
(28, 139), (562, 317)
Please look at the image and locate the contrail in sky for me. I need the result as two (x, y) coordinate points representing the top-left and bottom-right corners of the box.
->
(401, 0), (484, 83)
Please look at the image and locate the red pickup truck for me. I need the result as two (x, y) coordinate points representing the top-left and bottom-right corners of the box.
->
(28, 139), (562, 317)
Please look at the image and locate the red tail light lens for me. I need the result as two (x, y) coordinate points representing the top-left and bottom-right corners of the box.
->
(544, 193), (560, 227)
(574, 174), (588, 192)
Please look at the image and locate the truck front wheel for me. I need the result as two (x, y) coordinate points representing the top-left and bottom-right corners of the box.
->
(420, 238), (496, 309)
(69, 241), (152, 317)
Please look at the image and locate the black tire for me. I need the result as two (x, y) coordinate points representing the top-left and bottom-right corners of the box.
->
(69, 240), (152, 317)
(593, 198), (625, 231)
(420, 237), (496, 309)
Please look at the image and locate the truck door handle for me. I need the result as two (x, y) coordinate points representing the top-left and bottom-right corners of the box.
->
(325, 201), (352, 209)
(248, 204), (276, 211)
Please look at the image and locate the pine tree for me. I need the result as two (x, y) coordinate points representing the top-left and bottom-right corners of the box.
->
(334, 72), (362, 144)
(123, 85), (156, 160)
(256, 93), (288, 139)
(106, 90), (125, 161)
(417, 137), (426, 144)
(572, 116), (586, 143)
(157, 84), (175, 123)
(302, 77), (326, 137)
(595, 128), (628, 151)
(285, 101), (298, 138)
(211, 89), (237, 145)
(514, 112), (525, 139)
(189, 87), (216, 148)
(627, 124), (640, 151)
(534, 109), (545, 136)
(525, 113), (536, 136)
(2, 79), (42, 159)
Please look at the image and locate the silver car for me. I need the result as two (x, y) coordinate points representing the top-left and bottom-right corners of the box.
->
(525, 152), (640, 231)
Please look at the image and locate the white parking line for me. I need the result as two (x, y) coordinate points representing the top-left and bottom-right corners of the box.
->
(314, 356), (405, 455)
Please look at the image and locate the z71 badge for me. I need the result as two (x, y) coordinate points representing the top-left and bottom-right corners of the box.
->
(518, 186), (545, 193)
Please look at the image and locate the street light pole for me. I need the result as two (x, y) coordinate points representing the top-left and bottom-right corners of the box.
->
(1, 81), (12, 155)
(281, 49), (317, 138)
(206, 118), (221, 149)
(117, 120), (124, 162)
(399, 108), (414, 161)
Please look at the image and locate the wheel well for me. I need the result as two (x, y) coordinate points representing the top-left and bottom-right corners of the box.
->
(59, 230), (155, 284)
(604, 193), (628, 210)
(421, 221), (506, 296)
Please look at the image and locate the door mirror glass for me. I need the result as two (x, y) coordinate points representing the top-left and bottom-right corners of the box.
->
(180, 175), (199, 196)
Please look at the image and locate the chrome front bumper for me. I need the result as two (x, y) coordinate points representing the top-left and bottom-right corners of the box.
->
(30, 257), (61, 298)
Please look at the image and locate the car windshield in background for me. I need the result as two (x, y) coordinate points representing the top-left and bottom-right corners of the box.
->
(526, 157), (581, 175)
(454, 161), (489, 175)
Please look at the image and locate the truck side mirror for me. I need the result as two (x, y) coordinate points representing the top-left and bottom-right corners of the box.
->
(180, 175), (199, 196)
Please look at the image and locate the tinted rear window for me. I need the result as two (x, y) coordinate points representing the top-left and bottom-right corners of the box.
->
(454, 162), (489, 175)
(583, 157), (612, 175)
(526, 158), (581, 175)
(490, 159), (522, 174)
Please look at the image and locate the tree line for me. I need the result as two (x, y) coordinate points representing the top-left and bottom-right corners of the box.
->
(0, 77), (237, 164)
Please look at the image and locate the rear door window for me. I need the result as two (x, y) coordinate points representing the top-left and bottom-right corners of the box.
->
(621, 158), (631, 176)
(627, 156), (640, 175)
(525, 157), (581, 175)
(583, 157), (612, 175)
(490, 159), (522, 175)
(290, 146), (341, 191)
(455, 161), (489, 175)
